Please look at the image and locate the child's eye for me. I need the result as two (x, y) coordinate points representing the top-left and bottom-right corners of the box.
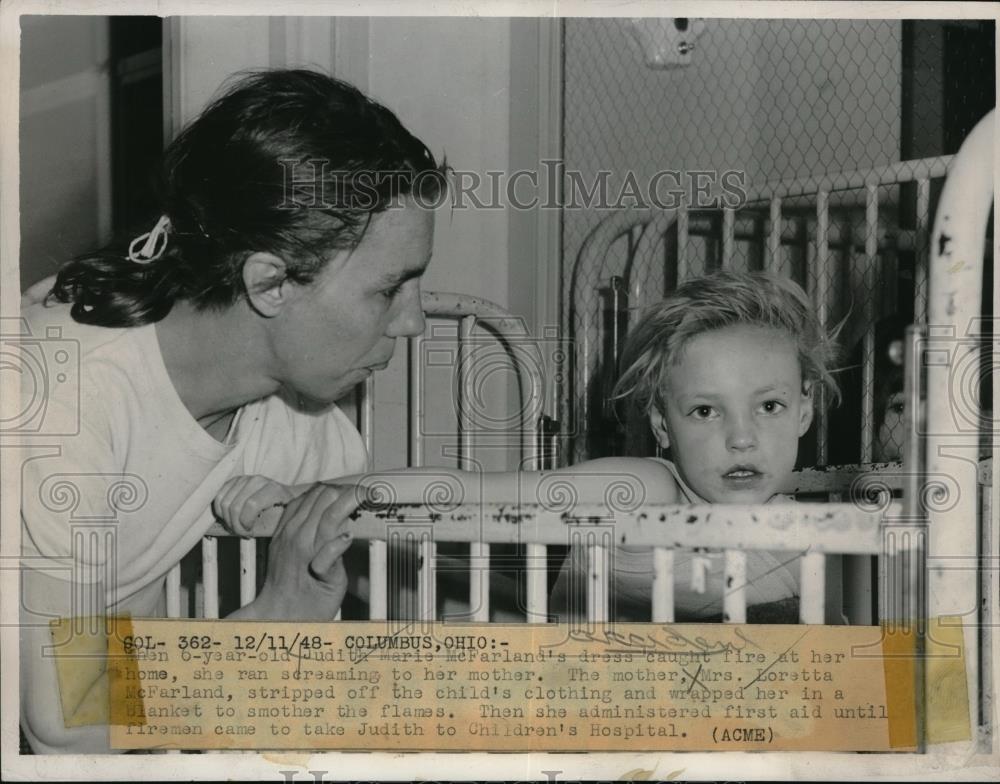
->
(890, 401), (905, 415)
(759, 400), (786, 414)
(689, 405), (716, 420)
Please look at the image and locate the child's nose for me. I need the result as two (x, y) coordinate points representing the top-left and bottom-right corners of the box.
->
(725, 415), (757, 450)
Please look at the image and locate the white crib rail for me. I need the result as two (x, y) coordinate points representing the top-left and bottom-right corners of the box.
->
(201, 499), (895, 629)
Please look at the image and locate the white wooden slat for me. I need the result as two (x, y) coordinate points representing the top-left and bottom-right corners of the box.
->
(651, 547), (674, 623)
(800, 551), (826, 624)
(201, 537), (219, 620)
(419, 535), (436, 624)
(526, 543), (547, 621)
(587, 537), (609, 625)
(369, 539), (388, 621)
(239, 538), (256, 608)
(166, 563), (182, 618)
(723, 550), (747, 623)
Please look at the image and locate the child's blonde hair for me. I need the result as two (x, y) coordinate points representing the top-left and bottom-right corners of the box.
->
(614, 270), (840, 417)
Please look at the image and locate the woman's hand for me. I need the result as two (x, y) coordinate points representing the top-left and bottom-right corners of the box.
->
(213, 475), (297, 536)
(243, 483), (362, 621)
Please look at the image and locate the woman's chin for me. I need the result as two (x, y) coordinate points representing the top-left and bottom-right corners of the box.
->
(286, 384), (351, 410)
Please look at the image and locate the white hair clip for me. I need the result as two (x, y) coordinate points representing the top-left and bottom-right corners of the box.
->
(128, 215), (171, 263)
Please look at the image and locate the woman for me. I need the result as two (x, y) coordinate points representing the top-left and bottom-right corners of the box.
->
(19, 68), (445, 753)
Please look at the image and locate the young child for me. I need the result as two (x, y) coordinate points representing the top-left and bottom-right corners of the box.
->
(217, 270), (839, 623)
(550, 269), (839, 622)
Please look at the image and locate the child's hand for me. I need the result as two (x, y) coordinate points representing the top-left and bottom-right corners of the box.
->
(213, 475), (297, 537)
(252, 484), (360, 620)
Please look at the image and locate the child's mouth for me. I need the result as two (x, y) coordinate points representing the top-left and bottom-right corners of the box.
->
(722, 466), (763, 483)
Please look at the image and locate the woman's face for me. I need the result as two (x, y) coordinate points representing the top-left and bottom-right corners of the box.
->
(269, 202), (434, 405)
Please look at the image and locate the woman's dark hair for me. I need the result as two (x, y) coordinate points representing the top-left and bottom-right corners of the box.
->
(50, 69), (446, 326)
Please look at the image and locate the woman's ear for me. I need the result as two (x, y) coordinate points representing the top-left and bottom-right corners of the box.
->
(649, 406), (672, 450)
(798, 381), (816, 437)
(243, 252), (291, 317)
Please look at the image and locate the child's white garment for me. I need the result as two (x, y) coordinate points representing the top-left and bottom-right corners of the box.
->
(549, 458), (801, 621)
(20, 301), (368, 613)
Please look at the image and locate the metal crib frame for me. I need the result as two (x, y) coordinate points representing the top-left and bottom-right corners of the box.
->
(176, 111), (994, 757)
(567, 155), (954, 466)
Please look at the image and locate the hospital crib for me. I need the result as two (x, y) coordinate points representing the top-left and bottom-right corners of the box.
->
(178, 110), (995, 754)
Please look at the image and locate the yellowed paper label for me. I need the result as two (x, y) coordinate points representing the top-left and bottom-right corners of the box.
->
(80, 619), (970, 751)
(925, 616), (972, 744)
(49, 616), (137, 728)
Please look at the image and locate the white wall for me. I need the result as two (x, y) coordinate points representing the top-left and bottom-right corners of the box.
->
(19, 15), (111, 290)
(166, 16), (514, 307)
(368, 17), (512, 305)
(365, 18), (516, 470)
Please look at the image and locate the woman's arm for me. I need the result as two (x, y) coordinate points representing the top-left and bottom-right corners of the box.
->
(21, 485), (359, 754)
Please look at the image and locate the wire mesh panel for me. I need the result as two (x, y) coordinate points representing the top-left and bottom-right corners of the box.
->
(559, 17), (995, 465)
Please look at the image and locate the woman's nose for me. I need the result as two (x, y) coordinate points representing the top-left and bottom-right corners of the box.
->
(726, 415), (757, 450)
(389, 288), (426, 338)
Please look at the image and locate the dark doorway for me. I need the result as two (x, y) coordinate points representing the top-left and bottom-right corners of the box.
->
(109, 16), (163, 235)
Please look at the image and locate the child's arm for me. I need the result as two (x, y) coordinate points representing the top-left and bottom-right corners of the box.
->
(215, 458), (681, 536)
(541, 457), (681, 505)
(333, 458), (681, 507)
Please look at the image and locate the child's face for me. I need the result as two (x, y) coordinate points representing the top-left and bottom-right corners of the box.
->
(649, 324), (814, 503)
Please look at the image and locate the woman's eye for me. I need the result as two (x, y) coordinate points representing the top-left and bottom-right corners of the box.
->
(690, 405), (715, 419)
(759, 400), (786, 414)
(890, 402), (905, 415)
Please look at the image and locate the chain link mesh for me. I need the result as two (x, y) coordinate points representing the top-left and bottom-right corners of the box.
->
(559, 18), (995, 467)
